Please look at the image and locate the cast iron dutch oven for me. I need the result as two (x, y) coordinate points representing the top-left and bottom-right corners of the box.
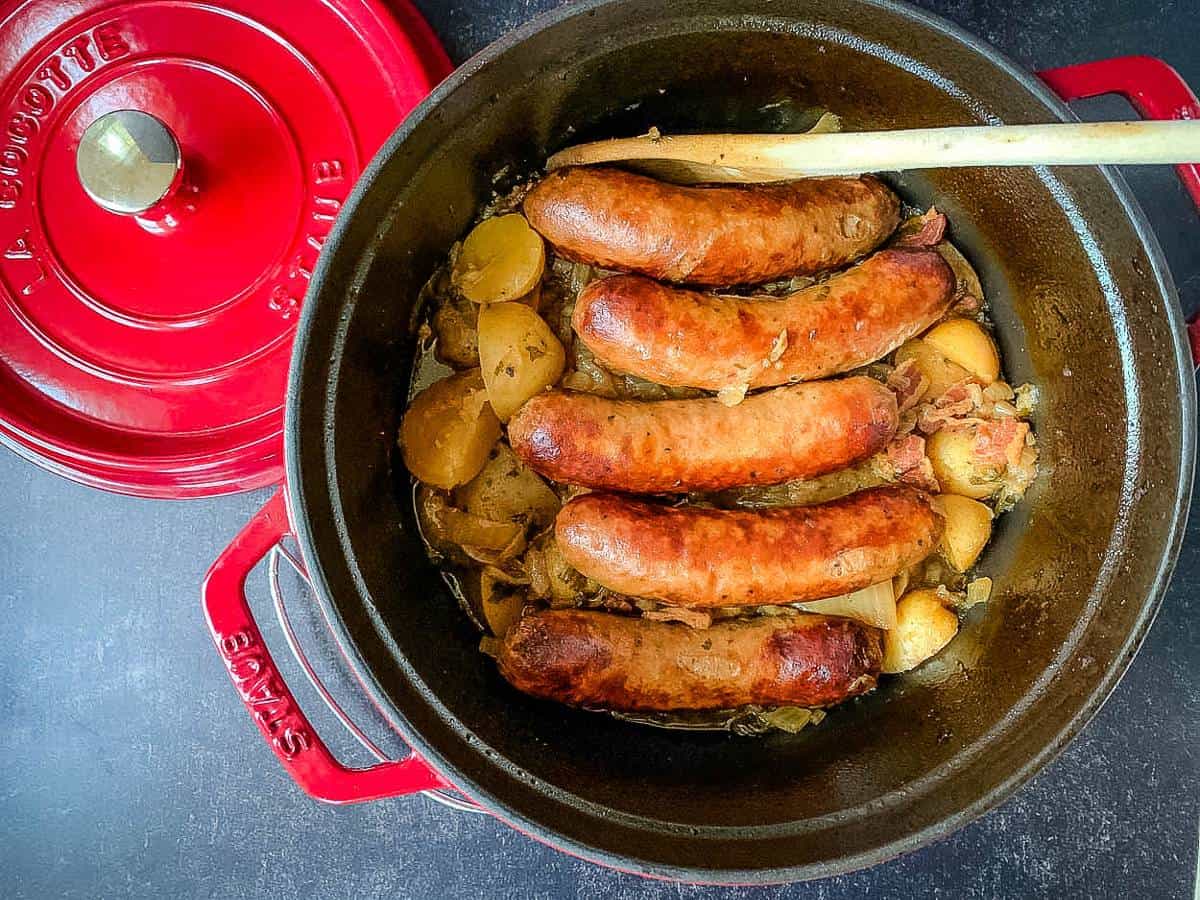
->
(203, 0), (1198, 883)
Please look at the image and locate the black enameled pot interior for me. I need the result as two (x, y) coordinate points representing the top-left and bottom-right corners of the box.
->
(286, 0), (1194, 882)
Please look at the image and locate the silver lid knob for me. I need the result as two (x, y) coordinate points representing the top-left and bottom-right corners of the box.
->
(76, 110), (182, 216)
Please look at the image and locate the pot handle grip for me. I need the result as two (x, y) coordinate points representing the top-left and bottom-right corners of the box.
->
(202, 490), (448, 804)
(1038, 56), (1200, 206)
(1038, 56), (1200, 364)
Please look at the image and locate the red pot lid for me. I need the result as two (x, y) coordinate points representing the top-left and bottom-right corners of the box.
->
(0, 0), (450, 497)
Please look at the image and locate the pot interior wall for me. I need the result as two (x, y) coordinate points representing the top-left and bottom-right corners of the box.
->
(289, 0), (1190, 879)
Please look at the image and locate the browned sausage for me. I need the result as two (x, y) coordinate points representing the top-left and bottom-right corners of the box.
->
(497, 608), (882, 711)
(573, 248), (955, 391)
(507, 377), (897, 493)
(555, 485), (942, 608)
(523, 167), (900, 286)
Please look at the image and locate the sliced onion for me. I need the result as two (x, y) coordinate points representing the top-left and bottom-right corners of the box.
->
(935, 241), (984, 301)
(478, 570), (525, 637)
(437, 507), (522, 552)
(759, 707), (826, 734)
(796, 580), (897, 630)
(461, 529), (527, 567)
(964, 576), (993, 609)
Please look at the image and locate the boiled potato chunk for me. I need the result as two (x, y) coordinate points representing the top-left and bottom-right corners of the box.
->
(882, 589), (960, 673)
(923, 319), (1000, 384)
(478, 303), (566, 421)
(934, 494), (993, 571)
(455, 443), (560, 528)
(893, 339), (976, 401)
(927, 428), (1001, 499)
(516, 281), (543, 312)
(400, 369), (501, 488)
(414, 485), (460, 558)
(432, 300), (479, 368)
(453, 214), (545, 303)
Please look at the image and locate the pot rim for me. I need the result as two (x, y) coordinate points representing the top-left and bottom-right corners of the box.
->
(284, 0), (1196, 883)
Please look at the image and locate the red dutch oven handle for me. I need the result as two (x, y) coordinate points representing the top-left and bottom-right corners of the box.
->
(1038, 55), (1200, 363)
(202, 490), (449, 804)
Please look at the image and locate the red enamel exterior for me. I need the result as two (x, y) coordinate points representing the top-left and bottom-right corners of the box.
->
(202, 489), (451, 803)
(0, 0), (451, 498)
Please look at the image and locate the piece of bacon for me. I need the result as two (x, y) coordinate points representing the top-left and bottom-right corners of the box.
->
(887, 358), (929, 412)
(973, 418), (1029, 468)
(953, 293), (983, 315)
(882, 434), (941, 492)
(939, 382), (973, 405)
(901, 458), (940, 492)
(916, 382), (985, 434)
(886, 434), (927, 472)
(894, 208), (948, 249)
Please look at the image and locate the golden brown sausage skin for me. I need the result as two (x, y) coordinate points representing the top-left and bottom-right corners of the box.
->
(555, 486), (942, 608)
(523, 167), (901, 286)
(507, 378), (898, 493)
(497, 609), (883, 711)
(573, 249), (956, 391)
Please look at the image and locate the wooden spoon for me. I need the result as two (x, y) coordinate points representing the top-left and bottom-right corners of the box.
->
(547, 120), (1200, 183)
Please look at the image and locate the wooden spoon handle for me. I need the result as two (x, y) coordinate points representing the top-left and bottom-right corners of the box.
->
(548, 120), (1200, 178)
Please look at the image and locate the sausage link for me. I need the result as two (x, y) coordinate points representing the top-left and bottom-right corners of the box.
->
(508, 377), (897, 493)
(573, 248), (955, 391)
(555, 485), (942, 608)
(497, 608), (883, 711)
(523, 167), (900, 286)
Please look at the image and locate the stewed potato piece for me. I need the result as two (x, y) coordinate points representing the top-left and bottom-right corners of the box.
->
(516, 281), (543, 311)
(927, 428), (1000, 499)
(400, 369), (502, 488)
(455, 443), (561, 529)
(929, 418), (1029, 500)
(414, 486), (461, 559)
(452, 214), (545, 303)
(478, 303), (566, 421)
(432, 300), (479, 368)
(893, 339), (976, 401)
(924, 319), (1000, 384)
(934, 494), (993, 571)
(882, 589), (960, 673)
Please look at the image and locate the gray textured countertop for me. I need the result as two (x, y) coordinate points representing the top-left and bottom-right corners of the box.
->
(2, 1), (1198, 897)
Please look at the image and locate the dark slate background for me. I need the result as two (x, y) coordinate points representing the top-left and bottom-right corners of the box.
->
(2, 1), (1197, 897)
